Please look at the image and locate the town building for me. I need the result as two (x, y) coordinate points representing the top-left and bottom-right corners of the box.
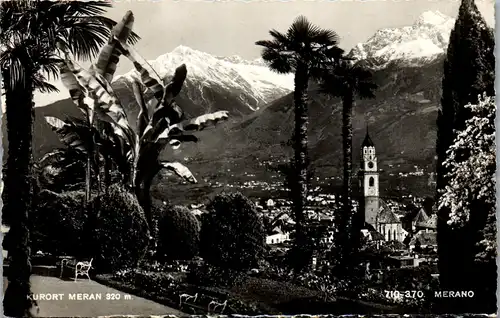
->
(358, 130), (404, 242)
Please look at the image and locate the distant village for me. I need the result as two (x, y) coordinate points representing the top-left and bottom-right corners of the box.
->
(188, 132), (438, 274)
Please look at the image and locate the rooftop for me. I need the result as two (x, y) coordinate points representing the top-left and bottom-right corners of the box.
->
(362, 130), (375, 148)
(410, 231), (437, 246)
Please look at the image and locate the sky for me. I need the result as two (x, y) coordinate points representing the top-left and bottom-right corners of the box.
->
(10, 0), (498, 108)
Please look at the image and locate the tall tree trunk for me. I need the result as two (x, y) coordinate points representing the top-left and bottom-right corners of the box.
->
(338, 91), (355, 274)
(134, 182), (153, 235)
(85, 127), (94, 208)
(95, 145), (101, 197)
(2, 69), (34, 317)
(291, 63), (310, 269)
(85, 152), (92, 205)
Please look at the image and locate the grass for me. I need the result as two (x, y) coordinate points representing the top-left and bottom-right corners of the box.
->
(229, 276), (402, 315)
(95, 267), (407, 315)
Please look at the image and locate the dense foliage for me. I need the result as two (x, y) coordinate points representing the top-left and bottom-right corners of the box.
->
(435, 0), (495, 312)
(30, 190), (88, 257)
(35, 148), (87, 193)
(157, 205), (200, 261)
(438, 95), (496, 313)
(200, 192), (266, 271)
(439, 95), (495, 235)
(91, 184), (150, 272)
(186, 263), (245, 289)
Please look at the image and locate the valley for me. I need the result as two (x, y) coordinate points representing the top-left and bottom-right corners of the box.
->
(3, 11), (454, 202)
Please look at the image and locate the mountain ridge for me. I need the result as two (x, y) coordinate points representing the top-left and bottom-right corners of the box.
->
(114, 45), (294, 112)
(348, 10), (454, 68)
(3, 11), (456, 198)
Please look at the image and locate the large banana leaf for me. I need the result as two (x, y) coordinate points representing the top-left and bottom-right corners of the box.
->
(159, 110), (229, 140)
(161, 162), (197, 184)
(59, 42), (133, 145)
(45, 116), (91, 153)
(116, 39), (164, 102)
(95, 10), (135, 83)
(58, 48), (96, 123)
(64, 57), (135, 151)
(151, 98), (184, 129)
(59, 62), (85, 108)
(91, 70), (131, 130)
(161, 63), (187, 107)
(131, 79), (149, 139)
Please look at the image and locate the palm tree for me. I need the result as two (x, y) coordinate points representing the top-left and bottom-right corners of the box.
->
(0, 1), (138, 316)
(319, 59), (377, 274)
(256, 16), (343, 269)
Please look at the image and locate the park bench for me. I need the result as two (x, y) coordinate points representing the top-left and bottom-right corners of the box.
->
(59, 257), (93, 282)
(179, 292), (206, 314)
(208, 299), (228, 314)
(178, 291), (228, 314)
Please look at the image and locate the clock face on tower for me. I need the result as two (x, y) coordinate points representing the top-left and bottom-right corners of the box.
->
(368, 161), (374, 169)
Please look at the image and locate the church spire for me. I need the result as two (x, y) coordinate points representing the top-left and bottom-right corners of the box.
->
(362, 125), (374, 147)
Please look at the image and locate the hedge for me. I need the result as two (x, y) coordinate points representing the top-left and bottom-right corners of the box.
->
(90, 184), (150, 272)
(157, 205), (200, 261)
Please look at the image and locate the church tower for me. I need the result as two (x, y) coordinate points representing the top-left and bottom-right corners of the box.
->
(359, 130), (379, 227)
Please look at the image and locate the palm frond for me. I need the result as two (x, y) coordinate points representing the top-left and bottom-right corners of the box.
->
(269, 29), (290, 46)
(287, 15), (339, 46)
(255, 38), (295, 74)
(318, 59), (377, 99)
(33, 78), (59, 94)
(267, 52), (295, 74)
(309, 28), (340, 46)
(255, 39), (281, 50)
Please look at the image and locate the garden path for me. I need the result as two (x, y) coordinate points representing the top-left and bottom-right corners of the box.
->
(3, 275), (184, 317)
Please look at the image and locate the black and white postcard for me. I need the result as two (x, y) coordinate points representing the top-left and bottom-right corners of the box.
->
(0, 0), (496, 316)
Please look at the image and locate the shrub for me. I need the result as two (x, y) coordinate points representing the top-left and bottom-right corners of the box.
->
(29, 189), (88, 257)
(91, 184), (150, 272)
(157, 205), (200, 261)
(186, 262), (244, 288)
(200, 192), (266, 272)
(112, 268), (181, 299)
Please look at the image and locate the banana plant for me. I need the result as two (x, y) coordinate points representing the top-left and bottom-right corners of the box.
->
(128, 74), (229, 228)
(44, 116), (129, 191)
(54, 11), (138, 203)
(46, 10), (230, 230)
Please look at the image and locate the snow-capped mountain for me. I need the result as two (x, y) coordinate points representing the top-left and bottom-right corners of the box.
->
(115, 45), (293, 112)
(349, 11), (454, 68)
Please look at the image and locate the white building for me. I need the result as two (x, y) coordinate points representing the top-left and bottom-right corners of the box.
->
(266, 227), (290, 245)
